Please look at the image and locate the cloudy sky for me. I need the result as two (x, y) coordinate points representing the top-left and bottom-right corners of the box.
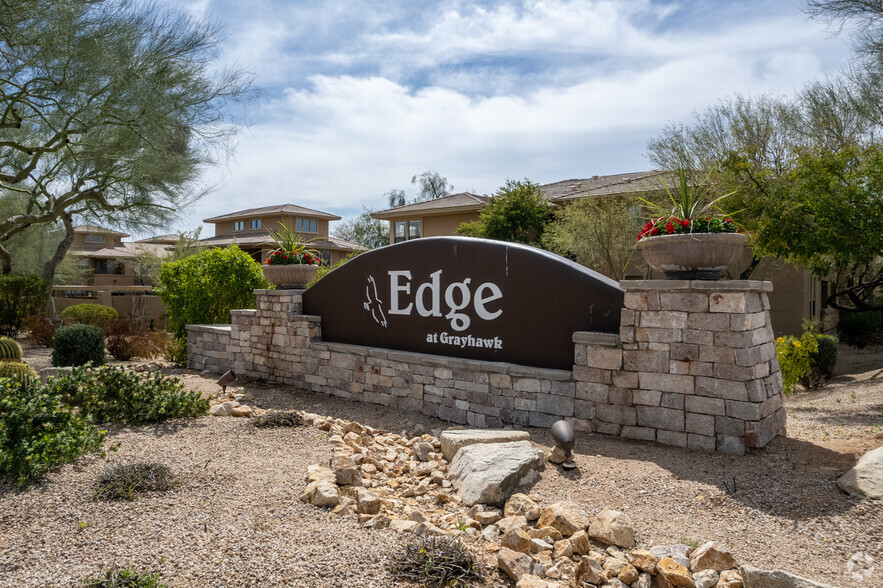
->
(168, 0), (851, 237)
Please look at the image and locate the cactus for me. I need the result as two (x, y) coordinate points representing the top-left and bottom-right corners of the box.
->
(0, 337), (22, 361)
(0, 361), (37, 380)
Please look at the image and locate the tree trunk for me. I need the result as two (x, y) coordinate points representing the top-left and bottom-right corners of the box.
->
(0, 243), (11, 275)
(42, 212), (75, 285)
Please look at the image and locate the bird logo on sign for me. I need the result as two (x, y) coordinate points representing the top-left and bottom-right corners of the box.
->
(363, 275), (388, 328)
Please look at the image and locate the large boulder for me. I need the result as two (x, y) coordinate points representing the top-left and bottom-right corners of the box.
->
(690, 541), (736, 573)
(448, 440), (543, 506)
(740, 565), (837, 588)
(298, 480), (340, 507)
(440, 429), (531, 461)
(836, 445), (883, 500)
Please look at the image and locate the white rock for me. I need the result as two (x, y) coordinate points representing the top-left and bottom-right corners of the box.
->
(693, 569), (719, 588)
(440, 429), (531, 461)
(448, 441), (543, 506)
(837, 445), (883, 500)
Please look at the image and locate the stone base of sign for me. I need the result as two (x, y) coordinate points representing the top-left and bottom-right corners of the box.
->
(186, 281), (785, 455)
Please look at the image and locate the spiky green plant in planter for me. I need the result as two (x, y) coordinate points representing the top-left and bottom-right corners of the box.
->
(0, 337), (22, 361)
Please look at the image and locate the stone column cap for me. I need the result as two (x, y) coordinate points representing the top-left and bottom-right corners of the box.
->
(619, 279), (773, 293)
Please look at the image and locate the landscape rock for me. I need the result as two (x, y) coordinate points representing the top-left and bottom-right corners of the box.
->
(836, 445), (883, 500)
(306, 464), (336, 484)
(332, 456), (363, 486)
(389, 519), (419, 533)
(516, 575), (561, 588)
(498, 546), (536, 582)
(209, 401), (238, 416)
(497, 515), (529, 534)
(634, 572), (653, 588)
(298, 480), (340, 507)
(656, 557), (693, 588)
(690, 541), (736, 573)
(505, 493), (542, 520)
(569, 529), (591, 555)
(618, 564), (639, 584)
(481, 524), (501, 542)
(547, 446), (568, 464)
(229, 404), (253, 417)
(718, 569), (743, 588)
(628, 549), (658, 573)
(448, 440), (543, 506)
(693, 569), (720, 588)
(440, 428), (531, 461)
(650, 544), (692, 569)
(414, 522), (446, 537)
(574, 555), (605, 585)
(740, 565), (836, 588)
(413, 441), (434, 461)
(501, 528), (532, 553)
(356, 488), (381, 515)
(537, 501), (590, 537)
(587, 509), (636, 548)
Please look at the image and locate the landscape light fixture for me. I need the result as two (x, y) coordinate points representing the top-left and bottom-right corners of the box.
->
(550, 419), (577, 470)
(216, 370), (237, 394)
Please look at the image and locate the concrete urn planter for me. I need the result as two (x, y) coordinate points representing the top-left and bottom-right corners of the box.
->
(637, 232), (747, 280)
(262, 264), (318, 289)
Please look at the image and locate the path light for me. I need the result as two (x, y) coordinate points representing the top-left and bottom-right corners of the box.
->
(551, 419), (577, 470)
(216, 370), (237, 394)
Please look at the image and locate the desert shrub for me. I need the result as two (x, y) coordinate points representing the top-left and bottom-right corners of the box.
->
(94, 462), (174, 501)
(0, 376), (106, 487)
(105, 320), (168, 361)
(837, 310), (883, 349)
(0, 275), (50, 337)
(157, 245), (270, 338)
(51, 364), (209, 425)
(164, 335), (188, 366)
(0, 336), (22, 361)
(389, 536), (485, 588)
(81, 567), (166, 588)
(252, 410), (303, 429)
(52, 324), (106, 367)
(776, 325), (821, 396)
(0, 362), (38, 380)
(800, 334), (839, 389)
(61, 303), (119, 328)
(22, 313), (61, 347)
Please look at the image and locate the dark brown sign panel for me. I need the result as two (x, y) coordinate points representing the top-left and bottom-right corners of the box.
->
(302, 237), (624, 370)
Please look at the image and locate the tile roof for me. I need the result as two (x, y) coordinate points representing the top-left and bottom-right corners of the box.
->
(135, 234), (180, 245)
(73, 225), (130, 237)
(198, 233), (361, 252)
(541, 170), (670, 201)
(371, 192), (490, 219)
(203, 204), (341, 223)
(73, 242), (171, 259)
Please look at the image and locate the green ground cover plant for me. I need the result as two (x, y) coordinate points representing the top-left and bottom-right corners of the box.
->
(50, 365), (209, 425)
(61, 304), (119, 328)
(0, 375), (106, 487)
(81, 567), (166, 588)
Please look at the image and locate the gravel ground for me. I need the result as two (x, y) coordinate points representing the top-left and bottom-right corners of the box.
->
(2, 344), (881, 587)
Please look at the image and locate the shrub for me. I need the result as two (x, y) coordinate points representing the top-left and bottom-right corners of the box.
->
(94, 462), (174, 501)
(51, 365), (209, 425)
(801, 334), (839, 389)
(389, 536), (485, 588)
(164, 335), (188, 366)
(157, 245), (270, 338)
(0, 362), (38, 380)
(252, 410), (303, 429)
(61, 303), (119, 328)
(105, 320), (168, 361)
(0, 336), (22, 361)
(22, 313), (61, 347)
(81, 567), (166, 588)
(776, 324), (821, 396)
(52, 324), (106, 367)
(0, 275), (50, 337)
(0, 376), (106, 487)
(837, 310), (883, 349)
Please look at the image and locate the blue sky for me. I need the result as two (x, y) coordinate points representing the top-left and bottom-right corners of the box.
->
(168, 0), (852, 237)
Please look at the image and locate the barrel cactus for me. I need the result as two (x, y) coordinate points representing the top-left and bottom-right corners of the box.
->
(0, 337), (22, 361)
(0, 361), (37, 380)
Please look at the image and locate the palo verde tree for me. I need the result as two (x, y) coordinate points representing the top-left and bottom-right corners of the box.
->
(0, 0), (252, 282)
(332, 210), (387, 249)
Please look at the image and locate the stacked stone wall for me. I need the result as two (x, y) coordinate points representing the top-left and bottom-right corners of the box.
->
(187, 281), (784, 454)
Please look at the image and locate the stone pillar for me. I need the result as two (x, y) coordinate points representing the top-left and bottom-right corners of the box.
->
(617, 280), (784, 454)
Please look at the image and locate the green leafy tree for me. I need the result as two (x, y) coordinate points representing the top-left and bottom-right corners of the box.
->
(157, 246), (270, 338)
(332, 211), (386, 249)
(386, 170), (452, 207)
(543, 196), (641, 280)
(0, 0), (252, 282)
(133, 229), (205, 284)
(457, 179), (552, 246)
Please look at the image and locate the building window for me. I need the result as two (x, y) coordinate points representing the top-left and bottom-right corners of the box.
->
(296, 218), (317, 233)
(408, 220), (422, 240)
(94, 259), (124, 275)
(250, 219), (261, 230)
(394, 221), (407, 243)
(233, 221), (244, 231)
(85, 234), (105, 243)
